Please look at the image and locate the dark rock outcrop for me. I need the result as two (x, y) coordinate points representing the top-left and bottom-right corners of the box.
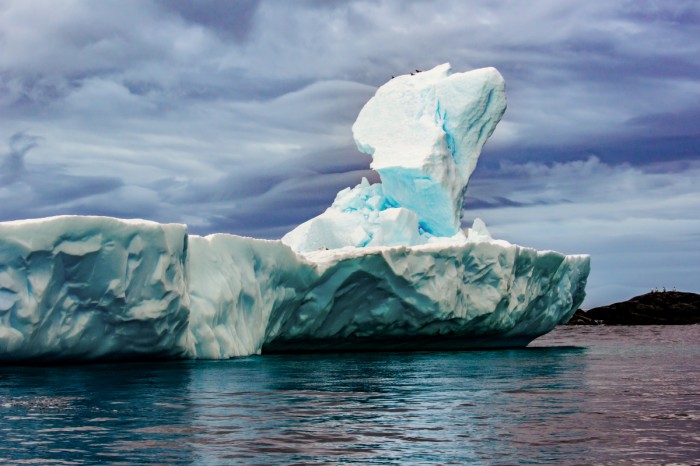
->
(567, 291), (700, 325)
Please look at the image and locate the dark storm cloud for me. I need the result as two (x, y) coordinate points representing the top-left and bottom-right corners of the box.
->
(480, 132), (700, 169)
(188, 169), (377, 238)
(626, 107), (700, 137)
(157, 0), (260, 42)
(0, 132), (39, 185)
(32, 174), (123, 204)
(463, 196), (564, 210)
(156, 144), (378, 237)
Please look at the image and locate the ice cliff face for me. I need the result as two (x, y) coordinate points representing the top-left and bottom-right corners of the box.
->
(0, 216), (189, 361)
(262, 241), (588, 353)
(0, 64), (590, 362)
(185, 234), (314, 359)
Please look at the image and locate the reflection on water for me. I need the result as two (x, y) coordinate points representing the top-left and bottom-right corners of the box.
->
(0, 363), (197, 464)
(1, 326), (699, 464)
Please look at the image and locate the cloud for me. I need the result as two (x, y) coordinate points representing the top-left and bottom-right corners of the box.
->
(0, 132), (124, 221)
(0, 75), (374, 233)
(156, 0), (260, 43)
(625, 106), (700, 137)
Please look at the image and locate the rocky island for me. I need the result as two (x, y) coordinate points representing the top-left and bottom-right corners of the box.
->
(568, 291), (700, 325)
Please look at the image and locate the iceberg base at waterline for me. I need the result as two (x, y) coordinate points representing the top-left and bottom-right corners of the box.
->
(0, 215), (589, 362)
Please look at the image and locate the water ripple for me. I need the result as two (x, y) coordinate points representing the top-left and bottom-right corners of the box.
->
(0, 326), (698, 464)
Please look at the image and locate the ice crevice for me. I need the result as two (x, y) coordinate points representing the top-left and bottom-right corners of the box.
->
(0, 63), (589, 361)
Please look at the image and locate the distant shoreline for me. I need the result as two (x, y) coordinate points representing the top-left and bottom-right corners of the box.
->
(567, 291), (700, 325)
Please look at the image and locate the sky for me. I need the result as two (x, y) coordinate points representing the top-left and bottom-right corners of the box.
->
(1, 0), (699, 308)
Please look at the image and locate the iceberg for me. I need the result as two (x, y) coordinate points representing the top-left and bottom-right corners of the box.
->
(0, 64), (589, 362)
(282, 64), (506, 251)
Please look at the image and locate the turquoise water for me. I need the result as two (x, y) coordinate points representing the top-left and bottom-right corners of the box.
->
(1, 326), (699, 465)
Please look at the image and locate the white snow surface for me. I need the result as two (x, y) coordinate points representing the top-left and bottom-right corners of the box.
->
(0, 65), (590, 362)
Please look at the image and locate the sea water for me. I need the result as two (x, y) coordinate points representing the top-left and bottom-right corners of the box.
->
(1, 326), (698, 465)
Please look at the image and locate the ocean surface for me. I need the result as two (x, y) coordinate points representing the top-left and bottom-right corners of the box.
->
(1, 325), (698, 465)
